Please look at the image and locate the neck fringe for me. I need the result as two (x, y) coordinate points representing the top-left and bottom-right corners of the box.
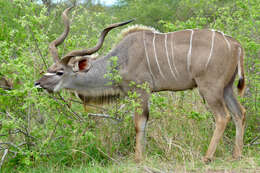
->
(117, 24), (159, 40)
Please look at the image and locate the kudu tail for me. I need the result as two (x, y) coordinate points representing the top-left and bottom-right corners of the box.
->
(237, 47), (245, 97)
(223, 46), (245, 118)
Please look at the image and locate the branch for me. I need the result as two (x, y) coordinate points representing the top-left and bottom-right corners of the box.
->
(67, 98), (108, 111)
(0, 142), (19, 149)
(46, 113), (62, 145)
(143, 166), (165, 173)
(0, 142), (34, 149)
(0, 129), (36, 139)
(48, 94), (85, 122)
(88, 113), (122, 122)
(28, 25), (48, 69)
(57, 93), (85, 122)
(246, 135), (260, 146)
(0, 149), (8, 170)
(96, 147), (119, 163)
(17, 129), (37, 140)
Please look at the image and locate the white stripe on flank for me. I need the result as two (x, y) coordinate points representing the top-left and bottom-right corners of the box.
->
(170, 33), (179, 76)
(153, 33), (166, 80)
(221, 32), (231, 51)
(238, 47), (242, 78)
(165, 34), (177, 80)
(143, 32), (156, 80)
(187, 29), (194, 72)
(206, 30), (215, 68)
(44, 72), (56, 76)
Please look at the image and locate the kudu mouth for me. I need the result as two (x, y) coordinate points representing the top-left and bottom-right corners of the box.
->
(34, 81), (54, 93)
(35, 86), (54, 94)
(34, 82), (40, 87)
(34, 82), (45, 91)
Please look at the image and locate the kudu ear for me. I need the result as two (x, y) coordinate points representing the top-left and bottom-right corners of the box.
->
(60, 56), (92, 72)
(77, 57), (92, 72)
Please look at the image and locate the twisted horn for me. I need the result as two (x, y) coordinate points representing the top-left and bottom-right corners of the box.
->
(49, 7), (73, 63)
(62, 19), (135, 59)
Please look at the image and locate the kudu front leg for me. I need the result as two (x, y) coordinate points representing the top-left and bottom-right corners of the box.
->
(134, 96), (149, 162)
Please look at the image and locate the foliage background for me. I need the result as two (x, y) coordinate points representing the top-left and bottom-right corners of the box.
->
(0, 0), (259, 172)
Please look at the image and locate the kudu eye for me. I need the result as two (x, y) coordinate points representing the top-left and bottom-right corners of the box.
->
(56, 71), (64, 76)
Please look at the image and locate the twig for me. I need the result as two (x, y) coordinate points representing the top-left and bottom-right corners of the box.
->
(47, 113), (62, 144)
(45, 93), (107, 111)
(143, 166), (165, 173)
(246, 135), (260, 146)
(17, 142), (26, 147)
(6, 111), (14, 119)
(0, 129), (36, 139)
(0, 149), (8, 170)
(0, 142), (33, 149)
(17, 129), (37, 140)
(0, 142), (19, 149)
(67, 98), (108, 111)
(143, 166), (154, 173)
(96, 147), (119, 163)
(6, 149), (49, 157)
(57, 93), (85, 121)
(48, 94), (85, 122)
(88, 113), (121, 122)
(71, 149), (95, 161)
(28, 25), (48, 69)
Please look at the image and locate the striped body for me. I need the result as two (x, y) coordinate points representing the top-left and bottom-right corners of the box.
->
(115, 29), (242, 93)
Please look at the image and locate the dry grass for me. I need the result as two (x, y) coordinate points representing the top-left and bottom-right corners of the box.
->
(3, 90), (259, 173)
(24, 156), (260, 173)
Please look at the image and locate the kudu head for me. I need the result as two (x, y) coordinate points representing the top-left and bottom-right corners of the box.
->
(35, 7), (133, 93)
(0, 76), (12, 90)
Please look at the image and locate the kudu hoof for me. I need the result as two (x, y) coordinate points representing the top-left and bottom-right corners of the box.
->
(232, 153), (242, 161)
(134, 154), (143, 163)
(135, 158), (142, 163)
(203, 157), (212, 164)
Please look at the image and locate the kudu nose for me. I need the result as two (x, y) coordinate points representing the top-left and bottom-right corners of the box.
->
(34, 81), (43, 89)
(34, 82), (40, 86)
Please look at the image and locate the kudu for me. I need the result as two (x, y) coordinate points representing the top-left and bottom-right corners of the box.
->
(35, 7), (246, 162)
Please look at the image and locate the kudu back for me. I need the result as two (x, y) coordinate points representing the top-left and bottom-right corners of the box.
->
(35, 7), (246, 162)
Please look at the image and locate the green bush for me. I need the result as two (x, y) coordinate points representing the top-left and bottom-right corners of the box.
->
(0, 0), (259, 172)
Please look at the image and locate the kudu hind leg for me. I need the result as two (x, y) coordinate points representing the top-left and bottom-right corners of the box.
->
(199, 88), (231, 162)
(134, 95), (149, 162)
(224, 86), (246, 159)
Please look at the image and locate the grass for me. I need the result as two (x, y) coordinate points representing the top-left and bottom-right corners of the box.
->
(13, 154), (260, 173)
(2, 91), (259, 173)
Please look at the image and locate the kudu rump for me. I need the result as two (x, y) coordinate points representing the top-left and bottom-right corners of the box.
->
(35, 7), (246, 162)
